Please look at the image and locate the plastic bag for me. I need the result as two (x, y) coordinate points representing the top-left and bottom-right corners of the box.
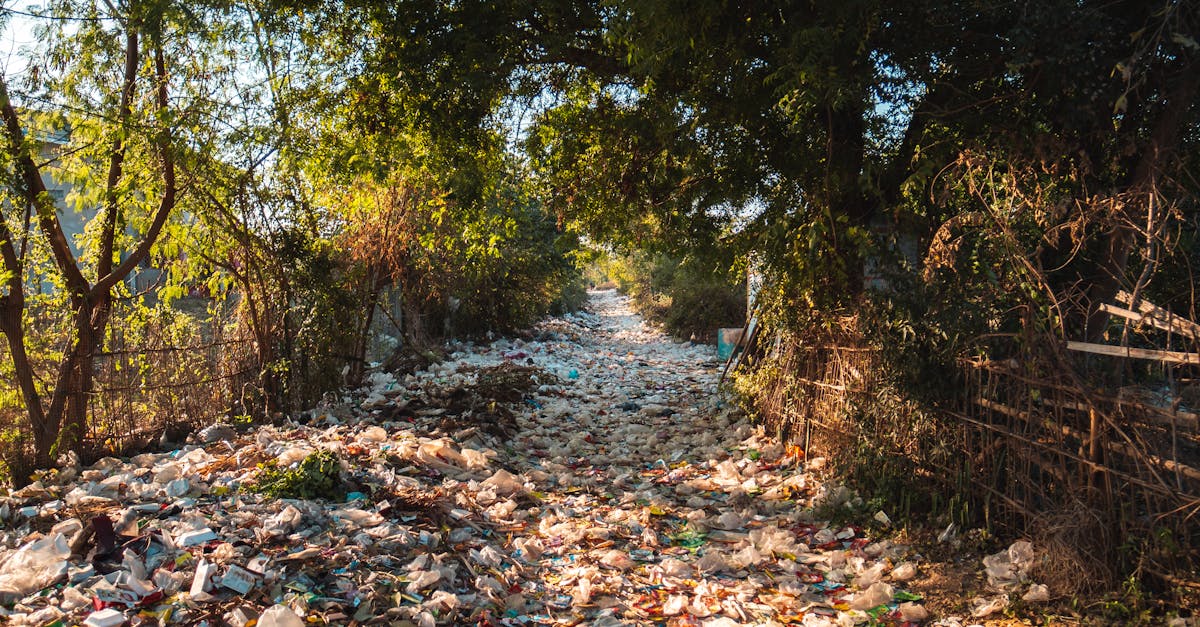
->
(891, 562), (918, 581)
(898, 601), (929, 621)
(971, 594), (1009, 618)
(849, 581), (894, 610)
(481, 469), (526, 496)
(853, 562), (887, 587)
(599, 549), (635, 571)
(257, 604), (305, 627)
(749, 526), (801, 556)
(1023, 583), (1050, 603)
(359, 426), (387, 442)
(0, 533), (70, 602)
(663, 594), (688, 616)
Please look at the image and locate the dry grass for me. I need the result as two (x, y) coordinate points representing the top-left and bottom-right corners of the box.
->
(1030, 496), (1118, 596)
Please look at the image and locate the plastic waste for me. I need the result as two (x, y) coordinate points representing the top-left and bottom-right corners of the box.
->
(983, 540), (1037, 590)
(853, 562), (888, 587)
(663, 594), (688, 615)
(0, 291), (950, 626)
(257, 604), (305, 627)
(82, 608), (127, 627)
(177, 528), (218, 547)
(599, 549), (635, 571)
(891, 561), (918, 581)
(359, 426), (387, 442)
(480, 469), (525, 495)
(899, 601), (929, 621)
(1023, 583), (1050, 603)
(191, 560), (217, 596)
(971, 594), (1009, 617)
(749, 526), (801, 556)
(937, 522), (958, 543)
(0, 533), (70, 602)
(165, 478), (190, 497)
(220, 564), (258, 594)
(850, 581), (894, 610)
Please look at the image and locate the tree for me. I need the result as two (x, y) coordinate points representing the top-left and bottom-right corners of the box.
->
(0, 1), (181, 474)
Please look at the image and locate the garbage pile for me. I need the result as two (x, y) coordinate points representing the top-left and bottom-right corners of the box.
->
(0, 290), (932, 626)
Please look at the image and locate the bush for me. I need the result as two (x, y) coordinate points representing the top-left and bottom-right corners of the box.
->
(599, 251), (745, 342)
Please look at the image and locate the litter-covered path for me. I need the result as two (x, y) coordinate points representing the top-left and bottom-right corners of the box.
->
(466, 290), (928, 626)
(0, 290), (932, 626)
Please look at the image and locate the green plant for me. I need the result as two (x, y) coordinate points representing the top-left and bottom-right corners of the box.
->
(251, 450), (344, 501)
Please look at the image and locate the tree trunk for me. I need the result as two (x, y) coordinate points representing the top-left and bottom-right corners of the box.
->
(0, 298), (53, 478)
(348, 269), (387, 388)
(54, 297), (113, 459)
(823, 102), (870, 298)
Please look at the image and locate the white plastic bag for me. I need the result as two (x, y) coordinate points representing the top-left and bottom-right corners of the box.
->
(257, 604), (304, 627)
(0, 533), (70, 602)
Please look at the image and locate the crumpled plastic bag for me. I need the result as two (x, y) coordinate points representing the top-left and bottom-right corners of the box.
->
(971, 593), (1009, 617)
(891, 561), (918, 581)
(599, 549), (635, 571)
(853, 561), (887, 587)
(480, 469), (526, 496)
(418, 440), (467, 467)
(660, 557), (693, 578)
(571, 577), (593, 606)
(1023, 583), (1050, 603)
(406, 569), (441, 593)
(359, 426), (387, 442)
(749, 526), (801, 556)
(695, 551), (730, 574)
(663, 594), (688, 615)
(898, 601), (929, 621)
(0, 533), (70, 602)
(850, 581), (894, 610)
(728, 546), (765, 568)
(459, 448), (491, 469)
(257, 604), (304, 627)
(983, 540), (1036, 590)
(511, 537), (543, 562)
(713, 511), (743, 530)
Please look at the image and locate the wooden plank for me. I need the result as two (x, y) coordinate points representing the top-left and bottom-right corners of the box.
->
(1134, 402), (1200, 431)
(720, 316), (759, 382)
(1114, 291), (1200, 337)
(1065, 341), (1200, 365)
(1099, 303), (1200, 339)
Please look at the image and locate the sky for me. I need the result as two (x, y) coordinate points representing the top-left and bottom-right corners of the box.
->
(0, 4), (37, 78)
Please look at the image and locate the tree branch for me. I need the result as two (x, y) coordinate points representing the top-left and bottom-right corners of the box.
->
(98, 27), (140, 279)
(92, 29), (175, 297)
(0, 76), (89, 297)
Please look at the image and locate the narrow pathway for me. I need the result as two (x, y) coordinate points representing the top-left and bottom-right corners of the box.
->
(468, 290), (926, 626)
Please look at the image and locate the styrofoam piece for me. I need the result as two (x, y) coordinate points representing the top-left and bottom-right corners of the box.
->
(191, 560), (217, 596)
(83, 608), (127, 627)
(176, 528), (218, 547)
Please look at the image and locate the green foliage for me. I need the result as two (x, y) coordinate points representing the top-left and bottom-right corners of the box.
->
(250, 450), (344, 501)
(603, 250), (744, 342)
